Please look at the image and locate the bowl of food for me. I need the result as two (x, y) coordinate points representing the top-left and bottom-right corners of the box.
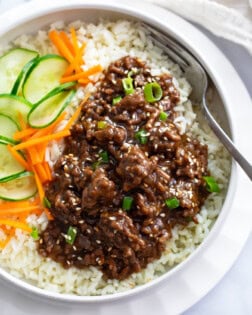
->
(0, 0), (251, 309)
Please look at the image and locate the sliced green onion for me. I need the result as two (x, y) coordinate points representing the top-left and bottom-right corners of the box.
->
(92, 160), (101, 171)
(30, 227), (39, 240)
(43, 196), (51, 209)
(112, 96), (122, 105)
(97, 121), (107, 129)
(159, 111), (168, 121)
(144, 82), (163, 103)
(122, 196), (134, 211)
(135, 129), (148, 144)
(165, 197), (180, 209)
(203, 176), (220, 193)
(122, 77), (134, 95)
(99, 151), (109, 163)
(66, 226), (77, 245)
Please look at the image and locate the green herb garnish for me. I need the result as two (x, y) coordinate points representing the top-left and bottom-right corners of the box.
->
(97, 121), (107, 129)
(112, 96), (122, 105)
(203, 176), (220, 193)
(144, 82), (163, 103)
(99, 151), (109, 163)
(165, 197), (180, 209)
(159, 111), (168, 121)
(66, 226), (77, 245)
(122, 77), (134, 95)
(135, 129), (148, 145)
(31, 227), (39, 240)
(122, 196), (134, 211)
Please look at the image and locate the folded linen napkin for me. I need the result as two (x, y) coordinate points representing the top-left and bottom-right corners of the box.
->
(146, 0), (252, 54)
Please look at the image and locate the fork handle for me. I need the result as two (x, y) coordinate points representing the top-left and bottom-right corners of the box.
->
(203, 97), (252, 181)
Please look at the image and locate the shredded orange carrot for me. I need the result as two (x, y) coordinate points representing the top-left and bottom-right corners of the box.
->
(60, 64), (103, 83)
(49, 30), (74, 63)
(32, 167), (45, 201)
(13, 128), (37, 141)
(7, 145), (30, 170)
(0, 206), (41, 216)
(64, 92), (90, 131)
(59, 31), (75, 55)
(13, 130), (70, 151)
(43, 162), (52, 181)
(34, 163), (48, 184)
(0, 220), (32, 233)
(49, 29), (101, 87)
(0, 200), (38, 210)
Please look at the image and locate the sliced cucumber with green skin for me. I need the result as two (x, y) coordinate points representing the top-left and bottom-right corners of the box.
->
(23, 54), (69, 104)
(11, 56), (39, 96)
(0, 48), (39, 94)
(0, 114), (20, 144)
(28, 84), (76, 128)
(0, 171), (37, 201)
(0, 94), (32, 126)
(0, 143), (25, 182)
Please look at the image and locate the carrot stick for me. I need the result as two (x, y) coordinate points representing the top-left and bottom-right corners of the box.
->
(64, 92), (90, 130)
(0, 200), (36, 210)
(32, 167), (45, 201)
(63, 63), (75, 77)
(49, 30), (74, 63)
(13, 130), (70, 151)
(0, 220), (32, 233)
(43, 162), (52, 181)
(78, 78), (91, 85)
(0, 206), (41, 216)
(27, 146), (41, 165)
(13, 128), (37, 141)
(59, 31), (75, 55)
(60, 64), (102, 83)
(7, 145), (29, 170)
(34, 164), (48, 184)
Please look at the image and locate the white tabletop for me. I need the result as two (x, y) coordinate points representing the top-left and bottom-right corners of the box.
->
(0, 1), (251, 314)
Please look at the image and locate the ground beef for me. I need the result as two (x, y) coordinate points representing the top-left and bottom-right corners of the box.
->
(38, 56), (209, 280)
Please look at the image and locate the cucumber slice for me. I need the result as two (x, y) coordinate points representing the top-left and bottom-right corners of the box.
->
(11, 57), (39, 96)
(0, 48), (39, 94)
(28, 84), (76, 128)
(0, 114), (20, 144)
(0, 143), (25, 182)
(23, 54), (69, 104)
(0, 171), (37, 201)
(0, 94), (32, 126)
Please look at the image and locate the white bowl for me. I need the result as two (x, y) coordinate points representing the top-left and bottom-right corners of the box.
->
(0, 0), (251, 312)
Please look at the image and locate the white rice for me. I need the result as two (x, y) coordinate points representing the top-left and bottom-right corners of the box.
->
(0, 20), (231, 296)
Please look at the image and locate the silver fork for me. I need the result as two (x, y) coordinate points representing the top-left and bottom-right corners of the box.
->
(144, 23), (252, 181)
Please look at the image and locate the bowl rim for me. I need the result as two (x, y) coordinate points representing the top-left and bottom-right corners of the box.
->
(0, 0), (251, 308)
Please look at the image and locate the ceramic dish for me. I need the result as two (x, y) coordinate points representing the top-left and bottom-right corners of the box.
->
(0, 0), (251, 313)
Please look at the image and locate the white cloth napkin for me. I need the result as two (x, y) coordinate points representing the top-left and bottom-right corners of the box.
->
(146, 0), (252, 54)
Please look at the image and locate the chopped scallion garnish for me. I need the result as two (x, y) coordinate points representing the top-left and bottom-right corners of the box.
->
(135, 129), (148, 144)
(159, 111), (168, 121)
(99, 151), (109, 163)
(97, 121), (107, 129)
(31, 227), (39, 240)
(165, 197), (180, 209)
(112, 96), (122, 105)
(144, 82), (163, 103)
(122, 77), (134, 95)
(66, 226), (77, 245)
(92, 160), (101, 170)
(203, 176), (220, 193)
(122, 196), (134, 211)
(43, 197), (51, 209)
